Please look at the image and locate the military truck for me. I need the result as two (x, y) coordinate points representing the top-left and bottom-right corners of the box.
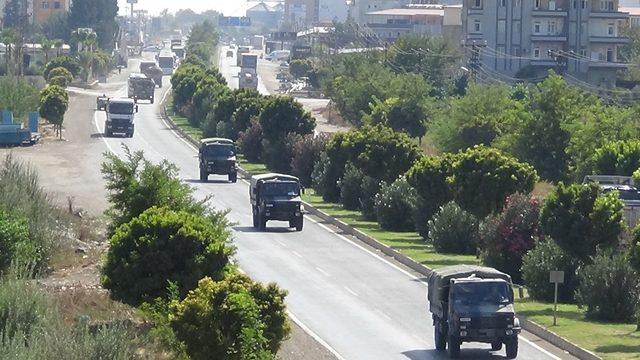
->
(127, 73), (155, 103)
(104, 98), (138, 137)
(199, 138), (238, 183)
(250, 173), (304, 231)
(142, 65), (164, 88)
(427, 265), (520, 359)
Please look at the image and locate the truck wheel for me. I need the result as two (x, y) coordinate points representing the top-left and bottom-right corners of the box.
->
(295, 216), (303, 231)
(229, 172), (237, 183)
(258, 215), (267, 231)
(105, 129), (112, 137)
(505, 338), (518, 359)
(491, 341), (502, 351)
(447, 335), (460, 359)
(199, 168), (208, 182)
(434, 324), (446, 351)
(252, 212), (259, 228)
(150, 97), (154, 104)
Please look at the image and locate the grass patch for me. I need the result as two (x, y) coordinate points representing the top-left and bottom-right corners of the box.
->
(302, 189), (477, 269)
(171, 114), (203, 142)
(516, 299), (640, 359)
(238, 156), (269, 175)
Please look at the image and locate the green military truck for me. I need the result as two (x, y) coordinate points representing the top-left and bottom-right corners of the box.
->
(250, 173), (304, 231)
(127, 73), (155, 103)
(198, 138), (238, 183)
(427, 265), (520, 359)
(142, 65), (164, 88)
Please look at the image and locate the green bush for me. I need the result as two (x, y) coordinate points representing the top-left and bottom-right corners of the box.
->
(591, 140), (640, 176)
(521, 238), (579, 302)
(339, 163), (363, 210)
(628, 239), (640, 272)
(43, 56), (81, 79)
(102, 206), (233, 305)
(406, 155), (454, 237)
(170, 274), (290, 360)
(0, 211), (36, 272)
(289, 59), (313, 79)
(290, 134), (327, 188)
(450, 146), (538, 218)
(47, 66), (73, 82)
(311, 151), (332, 197)
(359, 176), (381, 220)
(101, 147), (208, 233)
(259, 96), (315, 145)
(576, 251), (640, 322)
(427, 202), (478, 254)
(541, 183), (624, 261)
(48, 75), (70, 88)
(238, 117), (263, 163)
(480, 193), (542, 283)
(375, 177), (417, 231)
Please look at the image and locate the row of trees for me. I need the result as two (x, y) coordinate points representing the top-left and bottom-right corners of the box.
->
(99, 148), (290, 358)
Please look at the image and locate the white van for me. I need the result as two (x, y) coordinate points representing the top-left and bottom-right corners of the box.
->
(265, 50), (290, 62)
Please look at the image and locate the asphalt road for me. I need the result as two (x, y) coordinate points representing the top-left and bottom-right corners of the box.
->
(21, 53), (577, 360)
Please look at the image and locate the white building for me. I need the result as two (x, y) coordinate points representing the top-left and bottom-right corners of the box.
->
(366, 5), (462, 42)
(350, 0), (411, 24)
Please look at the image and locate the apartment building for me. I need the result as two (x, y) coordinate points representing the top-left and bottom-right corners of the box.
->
(462, 0), (629, 87)
(366, 4), (462, 42)
(32, 0), (69, 24)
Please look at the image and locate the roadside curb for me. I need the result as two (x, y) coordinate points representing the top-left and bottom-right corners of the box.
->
(160, 95), (599, 360)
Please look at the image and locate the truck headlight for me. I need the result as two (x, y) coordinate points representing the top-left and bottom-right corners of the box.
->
(266, 203), (274, 208)
(460, 331), (467, 337)
(459, 317), (471, 322)
(505, 329), (513, 335)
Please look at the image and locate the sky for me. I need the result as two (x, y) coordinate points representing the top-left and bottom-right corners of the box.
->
(117, 0), (252, 16)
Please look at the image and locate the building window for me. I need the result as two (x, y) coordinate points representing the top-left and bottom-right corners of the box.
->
(579, 48), (587, 57)
(548, 21), (557, 34)
(607, 48), (614, 61)
(581, 0), (587, 9)
(608, 23), (615, 36)
(42, 1), (49, 9)
(534, 0), (540, 9)
(600, 0), (614, 11)
(53, 1), (61, 9)
(473, 20), (481, 33)
(534, 22), (541, 34)
(500, 0), (506, 6)
(533, 48), (540, 58)
(472, 0), (482, 9)
(572, 0), (577, 8)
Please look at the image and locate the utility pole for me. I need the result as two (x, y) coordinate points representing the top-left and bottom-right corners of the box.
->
(548, 49), (567, 75)
(463, 40), (486, 83)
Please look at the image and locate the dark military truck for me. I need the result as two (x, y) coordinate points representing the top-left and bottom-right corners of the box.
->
(250, 174), (304, 231)
(198, 138), (238, 183)
(427, 265), (520, 359)
(142, 65), (164, 88)
(127, 73), (156, 103)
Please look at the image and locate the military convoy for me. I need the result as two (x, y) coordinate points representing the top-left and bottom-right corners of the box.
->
(250, 173), (304, 231)
(427, 265), (520, 359)
(139, 61), (163, 88)
(198, 138), (238, 183)
(103, 97), (138, 137)
(128, 73), (156, 103)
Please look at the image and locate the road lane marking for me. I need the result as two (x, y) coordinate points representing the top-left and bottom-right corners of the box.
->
(275, 239), (287, 247)
(315, 267), (329, 277)
(291, 250), (303, 259)
(343, 286), (359, 297)
(287, 311), (347, 360)
(375, 309), (392, 320)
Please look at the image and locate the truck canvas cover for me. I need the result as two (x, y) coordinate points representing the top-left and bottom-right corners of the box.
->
(427, 265), (512, 307)
(250, 173), (299, 190)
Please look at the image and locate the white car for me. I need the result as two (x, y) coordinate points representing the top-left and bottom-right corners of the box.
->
(265, 50), (290, 62)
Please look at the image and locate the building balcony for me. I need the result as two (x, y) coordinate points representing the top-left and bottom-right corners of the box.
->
(588, 61), (629, 68)
(531, 34), (567, 42)
(532, 9), (568, 17)
(589, 11), (630, 19)
(529, 59), (557, 66)
(467, 9), (483, 16)
(589, 36), (630, 44)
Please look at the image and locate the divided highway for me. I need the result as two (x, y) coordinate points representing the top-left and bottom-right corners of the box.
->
(88, 53), (571, 360)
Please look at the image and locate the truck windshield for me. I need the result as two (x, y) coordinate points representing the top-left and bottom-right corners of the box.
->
(204, 144), (235, 157)
(158, 57), (174, 67)
(451, 282), (511, 307)
(108, 103), (134, 114)
(262, 182), (299, 197)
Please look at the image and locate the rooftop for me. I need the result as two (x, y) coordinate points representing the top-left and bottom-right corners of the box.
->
(619, 6), (640, 16)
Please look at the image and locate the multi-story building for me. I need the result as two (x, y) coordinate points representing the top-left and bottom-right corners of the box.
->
(247, 1), (284, 30)
(319, 0), (349, 23)
(462, 0), (629, 87)
(620, 6), (640, 25)
(350, 0), (411, 24)
(366, 4), (462, 43)
(32, 0), (69, 25)
(284, 0), (319, 30)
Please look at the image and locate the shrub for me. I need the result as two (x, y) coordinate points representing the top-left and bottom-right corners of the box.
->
(541, 183), (624, 261)
(427, 202), (478, 254)
(339, 163), (363, 210)
(591, 140), (640, 176)
(480, 193), (542, 283)
(48, 75), (70, 88)
(101, 147), (211, 233)
(521, 238), (579, 302)
(101, 206), (233, 305)
(43, 56), (81, 79)
(576, 251), (640, 322)
(628, 239), (640, 272)
(450, 146), (538, 218)
(47, 66), (73, 82)
(215, 120), (233, 139)
(259, 96), (315, 144)
(170, 274), (290, 360)
(290, 134), (327, 187)
(238, 117), (263, 163)
(360, 176), (381, 220)
(374, 177), (417, 231)
(406, 155), (454, 238)
(262, 138), (291, 173)
(0, 212), (35, 272)
(289, 59), (313, 79)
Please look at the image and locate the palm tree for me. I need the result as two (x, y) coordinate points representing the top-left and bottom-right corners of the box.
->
(77, 51), (94, 83)
(41, 38), (53, 65)
(0, 29), (17, 75)
(53, 39), (64, 57)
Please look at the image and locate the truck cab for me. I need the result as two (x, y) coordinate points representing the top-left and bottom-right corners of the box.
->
(104, 98), (137, 137)
(198, 138), (238, 183)
(127, 73), (156, 103)
(427, 265), (520, 359)
(250, 173), (304, 231)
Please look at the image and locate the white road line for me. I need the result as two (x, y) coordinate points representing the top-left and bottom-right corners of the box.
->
(93, 111), (116, 155)
(520, 337), (562, 360)
(376, 309), (392, 320)
(291, 250), (303, 259)
(287, 311), (347, 360)
(275, 239), (287, 247)
(315, 266), (330, 277)
(343, 286), (359, 297)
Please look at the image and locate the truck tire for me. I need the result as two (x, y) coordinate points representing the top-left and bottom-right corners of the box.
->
(447, 335), (460, 359)
(258, 215), (267, 231)
(295, 216), (303, 231)
(505, 338), (518, 359)
(229, 172), (237, 183)
(150, 97), (154, 104)
(491, 341), (502, 351)
(199, 168), (208, 182)
(252, 212), (259, 228)
(434, 322), (446, 351)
